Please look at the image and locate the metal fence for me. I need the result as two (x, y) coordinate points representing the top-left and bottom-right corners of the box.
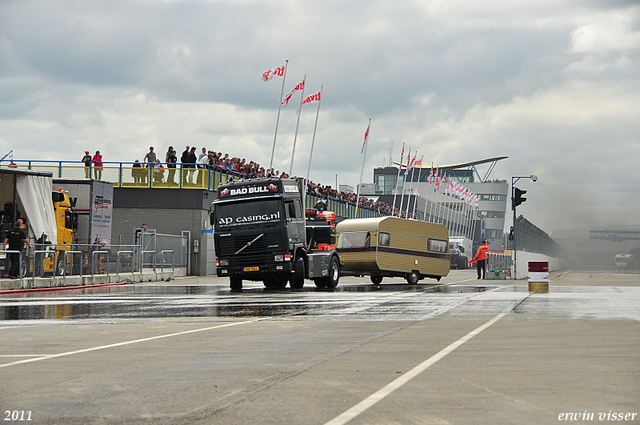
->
(506, 215), (567, 258)
(1, 234), (189, 279)
(138, 230), (190, 273)
(487, 252), (512, 272)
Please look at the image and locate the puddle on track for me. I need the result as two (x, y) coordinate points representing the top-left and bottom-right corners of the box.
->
(7, 283), (632, 322)
(0, 283), (502, 321)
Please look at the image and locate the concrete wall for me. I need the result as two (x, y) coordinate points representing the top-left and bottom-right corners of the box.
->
(513, 251), (568, 280)
(111, 188), (216, 276)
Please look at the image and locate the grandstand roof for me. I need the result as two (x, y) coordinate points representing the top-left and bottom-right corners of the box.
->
(393, 156), (508, 169)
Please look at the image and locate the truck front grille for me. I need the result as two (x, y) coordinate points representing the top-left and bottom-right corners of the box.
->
(218, 233), (283, 262)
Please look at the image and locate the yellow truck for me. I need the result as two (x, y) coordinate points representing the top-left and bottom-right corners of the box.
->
(336, 216), (450, 285)
(41, 189), (77, 275)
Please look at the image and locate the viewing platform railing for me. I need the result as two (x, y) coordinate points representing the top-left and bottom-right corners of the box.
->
(1, 160), (386, 219)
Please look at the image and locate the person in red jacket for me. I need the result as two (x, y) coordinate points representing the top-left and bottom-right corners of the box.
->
(474, 239), (489, 279)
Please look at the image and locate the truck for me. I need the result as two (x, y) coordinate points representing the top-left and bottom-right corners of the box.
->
(336, 216), (450, 285)
(40, 189), (78, 275)
(53, 179), (113, 248)
(449, 236), (472, 269)
(210, 178), (340, 291)
(615, 248), (640, 270)
(305, 202), (337, 252)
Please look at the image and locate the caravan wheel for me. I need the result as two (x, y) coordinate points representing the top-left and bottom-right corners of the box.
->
(406, 271), (420, 285)
(370, 275), (383, 285)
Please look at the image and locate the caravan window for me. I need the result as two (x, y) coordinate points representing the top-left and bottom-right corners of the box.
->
(378, 232), (390, 246)
(427, 238), (448, 253)
(337, 231), (370, 249)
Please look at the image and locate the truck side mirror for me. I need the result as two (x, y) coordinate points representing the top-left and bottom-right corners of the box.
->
(209, 210), (215, 227)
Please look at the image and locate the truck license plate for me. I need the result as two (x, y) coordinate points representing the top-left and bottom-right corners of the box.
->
(244, 266), (259, 272)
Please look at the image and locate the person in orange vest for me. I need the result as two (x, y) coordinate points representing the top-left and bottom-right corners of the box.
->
(474, 239), (489, 279)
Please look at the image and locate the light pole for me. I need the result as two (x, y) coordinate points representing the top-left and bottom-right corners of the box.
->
(511, 175), (538, 279)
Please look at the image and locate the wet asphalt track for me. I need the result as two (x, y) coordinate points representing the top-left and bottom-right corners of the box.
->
(0, 269), (638, 424)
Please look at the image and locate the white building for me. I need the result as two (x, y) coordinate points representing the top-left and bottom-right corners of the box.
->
(373, 156), (509, 252)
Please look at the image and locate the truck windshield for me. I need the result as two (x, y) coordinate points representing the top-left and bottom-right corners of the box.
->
(337, 231), (370, 249)
(215, 199), (282, 229)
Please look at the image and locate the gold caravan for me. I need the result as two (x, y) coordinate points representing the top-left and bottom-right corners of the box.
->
(336, 216), (450, 285)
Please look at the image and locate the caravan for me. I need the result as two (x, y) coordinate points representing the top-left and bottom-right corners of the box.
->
(336, 216), (450, 285)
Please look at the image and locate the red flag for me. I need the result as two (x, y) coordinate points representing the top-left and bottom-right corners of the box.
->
(399, 143), (405, 169)
(361, 122), (370, 154)
(429, 164), (434, 184)
(282, 80), (305, 106)
(296, 91), (321, 114)
(262, 64), (286, 82)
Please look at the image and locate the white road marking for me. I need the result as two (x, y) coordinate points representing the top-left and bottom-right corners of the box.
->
(324, 294), (531, 425)
(0, 318), (265, 369)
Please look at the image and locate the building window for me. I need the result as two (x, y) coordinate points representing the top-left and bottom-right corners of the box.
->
(478, 194), (507, 201)
(479, 210), (505, 218)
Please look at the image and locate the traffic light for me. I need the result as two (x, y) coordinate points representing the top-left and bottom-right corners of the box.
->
(512, 187), (527, 209)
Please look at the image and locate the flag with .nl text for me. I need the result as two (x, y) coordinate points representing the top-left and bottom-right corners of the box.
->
(282, 80), (305, 106)
(262, 64), (286, 82)
(296, 91), (321, 114)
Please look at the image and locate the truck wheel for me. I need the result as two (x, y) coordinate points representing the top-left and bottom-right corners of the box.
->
(317, 256), (340, 289)
(406, 271), (420, 285)
(55, 256), (66, 276)
(370, 275), (383, 285)
(290, 257), (305, 290)
(230, 277), (242, 291)
(20, 258), (28, 278)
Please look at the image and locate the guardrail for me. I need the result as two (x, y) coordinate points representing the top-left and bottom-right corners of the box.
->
(91, 250), (110, 275)
(141, 250), (156, 272)
(2, 159), (388, 219)
(160, 250), (175, 273)
(2, 245), (180, 287)
(116, 251), (134, 274)
(2, 160), (255, 191)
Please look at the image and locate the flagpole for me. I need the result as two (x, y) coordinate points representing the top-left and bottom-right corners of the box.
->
(407, 152), (417, 218)
(305, 85), (323, 187)
(412, 155), (424, 219)
(355, 118), (371, 219)
(391, 142), (404, 217)
(398, 148), (410, 217)
(428, 163), (435, 222)
(289, 74), (306, 176)
(269, 59), (288, 172)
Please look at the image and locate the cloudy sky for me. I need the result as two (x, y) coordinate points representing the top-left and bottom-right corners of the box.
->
(1, 0), (639, 233)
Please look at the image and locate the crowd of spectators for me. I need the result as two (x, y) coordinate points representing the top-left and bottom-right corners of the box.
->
(137, 145), (412, 218)
(305, 181), (415, 218)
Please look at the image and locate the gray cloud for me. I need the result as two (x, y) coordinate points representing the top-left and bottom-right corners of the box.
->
(1, 0), (639, 233)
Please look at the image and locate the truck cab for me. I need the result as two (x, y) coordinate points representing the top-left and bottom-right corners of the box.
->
(211, 178), (340, 291)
